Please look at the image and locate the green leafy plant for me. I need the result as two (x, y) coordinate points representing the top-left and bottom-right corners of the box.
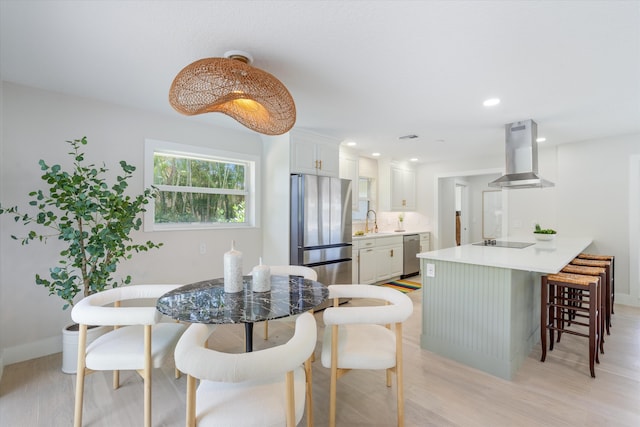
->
(534, 223), (557, 234)
(0, 137), (162, 309)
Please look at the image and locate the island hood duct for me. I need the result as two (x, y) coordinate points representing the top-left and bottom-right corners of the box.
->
(488, 119), (554, 189)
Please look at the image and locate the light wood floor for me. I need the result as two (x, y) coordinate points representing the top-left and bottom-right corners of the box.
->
(2, 288), (640, 426)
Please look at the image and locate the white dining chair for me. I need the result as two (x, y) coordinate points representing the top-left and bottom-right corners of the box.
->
(174, 311), (317, 427)
(251, 265), (317, 340)
(321, 284), (414, 427)
(71, 284), (187, 427)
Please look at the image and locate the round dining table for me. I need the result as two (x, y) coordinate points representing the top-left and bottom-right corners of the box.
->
(156, 275), (329, 352)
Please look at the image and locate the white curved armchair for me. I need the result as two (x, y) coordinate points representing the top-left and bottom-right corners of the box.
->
(71, 284), (187, 427)
(321, 284), (414, 427)
(251, 265), (317, 340)
(174, 311), (317, 427)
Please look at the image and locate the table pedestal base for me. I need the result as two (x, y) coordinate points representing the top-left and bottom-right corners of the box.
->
(245, 323), (254, 352)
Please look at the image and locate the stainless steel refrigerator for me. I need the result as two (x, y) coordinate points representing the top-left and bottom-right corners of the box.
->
(290, 174), (352, 293)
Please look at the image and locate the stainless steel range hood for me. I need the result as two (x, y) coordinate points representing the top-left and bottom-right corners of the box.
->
(488, 119), (554, 189)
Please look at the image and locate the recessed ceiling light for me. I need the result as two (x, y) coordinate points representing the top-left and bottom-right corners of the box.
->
(410, 158), (418, 162)
(346, 141), (357, 146)
(536, 137), (546, 143)
(372, 152), (381, 157)
(483, 98), (500, 107)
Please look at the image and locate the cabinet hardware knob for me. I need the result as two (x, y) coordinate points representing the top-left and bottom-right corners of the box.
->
(390, 249), (394, 257)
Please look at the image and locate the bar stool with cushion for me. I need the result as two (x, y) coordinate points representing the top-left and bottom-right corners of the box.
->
(571, 257), (613, 334)
(174, 311), (317, 427)
(560, 264), (607, 354)
(540, 272), (600, 377)
(72, 284), (188, 427)
(321, 284), (414, 427)
(577, 253), (615, 314)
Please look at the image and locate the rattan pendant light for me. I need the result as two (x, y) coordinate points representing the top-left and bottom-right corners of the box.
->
(168, 51), (296, 135)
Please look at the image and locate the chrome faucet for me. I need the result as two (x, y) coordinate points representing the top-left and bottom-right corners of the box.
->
(365, 209), (378, 234)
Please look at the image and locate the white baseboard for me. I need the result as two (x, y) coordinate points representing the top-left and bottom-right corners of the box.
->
(2, 335), (61, 366)
(613, 293), (640, 308)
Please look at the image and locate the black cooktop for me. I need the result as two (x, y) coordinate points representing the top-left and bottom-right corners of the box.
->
(472, 240), (535, 249)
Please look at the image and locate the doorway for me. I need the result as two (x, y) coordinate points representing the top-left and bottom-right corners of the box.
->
(435, 170), (503, 250)
(455, 183), (469, 246)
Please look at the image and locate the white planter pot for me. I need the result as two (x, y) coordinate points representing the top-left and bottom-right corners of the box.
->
(62, 324), (110, 374)
(534, 233), (556, 241)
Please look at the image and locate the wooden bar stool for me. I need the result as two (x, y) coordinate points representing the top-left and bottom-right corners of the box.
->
(571, 257), (612, 334)
(560, 264), (607, 354)
(541, 272), (600, 377)
(577, 253), (615, 314)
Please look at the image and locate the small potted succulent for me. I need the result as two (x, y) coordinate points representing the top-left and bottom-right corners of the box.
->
(534, 223), (557, 241)
(0, 136), (163, 372)
(396, 212), (405, 232)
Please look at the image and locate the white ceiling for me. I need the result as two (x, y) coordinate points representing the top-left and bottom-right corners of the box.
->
(1, 1), (639, 164)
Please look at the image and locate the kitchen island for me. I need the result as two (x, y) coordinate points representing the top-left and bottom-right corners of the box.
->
(418, 237), (592, 380)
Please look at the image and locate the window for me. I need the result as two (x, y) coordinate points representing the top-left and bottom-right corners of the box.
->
(144, 139), (259, 231)
(353, 177), (375, 221)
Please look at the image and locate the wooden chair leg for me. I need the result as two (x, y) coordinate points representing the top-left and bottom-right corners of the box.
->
(74, 324), (88, 427)
(264, 320), (269, 340)
(144, 325), (152, 427)
(305, 357), (314, 427)
(285, 370), (296, 427)
(186, 374), (197, 427)
(113, 370), (120, 389)
(329, 323), (339, 427)
(396, 322), (405, 427)
(540, 276), (548, 362)
(588, 281), (597, 377)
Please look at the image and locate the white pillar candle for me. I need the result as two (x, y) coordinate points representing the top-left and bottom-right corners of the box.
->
(224, 240), (243, 293)
(252, 257), (271, 292)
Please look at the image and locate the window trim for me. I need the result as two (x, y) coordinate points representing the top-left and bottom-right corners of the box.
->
(144, 138), (260, 232)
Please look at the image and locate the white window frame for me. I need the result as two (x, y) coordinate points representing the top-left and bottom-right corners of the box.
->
(144, 138), (260, 231)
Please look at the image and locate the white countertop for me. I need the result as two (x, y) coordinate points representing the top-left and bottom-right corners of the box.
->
(417, 236), (592, 274)
(352, 230), (429, 241)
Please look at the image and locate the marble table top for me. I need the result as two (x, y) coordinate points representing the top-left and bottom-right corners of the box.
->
(156, 275), (329, 324)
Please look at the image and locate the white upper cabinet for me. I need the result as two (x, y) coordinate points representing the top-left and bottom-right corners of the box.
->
(339, 147), (359, 210)
(290, 130), (339, 177)
(379, 160), (416, 211)
(390, 166), (416, 210)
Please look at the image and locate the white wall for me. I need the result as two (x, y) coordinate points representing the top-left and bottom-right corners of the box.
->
(418, 133), (640, 306)
(0, 82), (266, 365)
(261, 134), (291, 266)
(554, 134), (639, 306)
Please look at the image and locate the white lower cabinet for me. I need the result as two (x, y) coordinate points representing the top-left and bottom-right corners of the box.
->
(419, 232), (430, 252)
(356, 238), (376, 284)
(356, 235), (403, 284)
(358, 246), (377, 284)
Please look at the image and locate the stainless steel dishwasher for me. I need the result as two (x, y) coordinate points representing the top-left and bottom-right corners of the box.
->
(402, 234), (420, 278)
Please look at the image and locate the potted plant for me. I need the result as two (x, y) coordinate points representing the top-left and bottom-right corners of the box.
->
(396, 212), (405, 232)
(0, 136), (162, 372)
(533, 223), (557, 241)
